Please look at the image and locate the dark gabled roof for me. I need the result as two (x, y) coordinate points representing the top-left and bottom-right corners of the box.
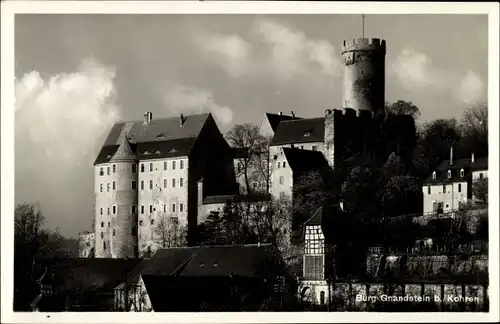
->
(303, 207), (323, 226)
(94, 137), (197, 165)
(94, 113), (210, 165)
(123, 244), (282, 282)
(37, 258), (141, 295)
(282, 147), (331, 174)
(103, 113), (210, 146)
(423, 156), (488, 185)
(202, 193), (271, 205)
(265, 113), (302, 133)
(269, 118), (324, 146)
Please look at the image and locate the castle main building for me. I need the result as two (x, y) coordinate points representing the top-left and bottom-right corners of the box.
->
(93, 113), (236, 258)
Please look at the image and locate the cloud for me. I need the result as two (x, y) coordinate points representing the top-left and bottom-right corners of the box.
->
(162, 85), (234, 127)
(252, 19), (342, 79)
(196, 32), (253, 78)
(194, 18), (342, 80)
(392, 48), (485, 105)
(15, 58), (121, 235)
(455, 70), (485, 105)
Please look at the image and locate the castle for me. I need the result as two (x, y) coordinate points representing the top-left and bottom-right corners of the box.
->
(85, 37), (418, 259)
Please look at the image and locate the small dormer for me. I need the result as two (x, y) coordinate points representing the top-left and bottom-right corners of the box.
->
(460, 168), (464, 177)
(447, 169), (451, 179)
(432, 171), (436, 180)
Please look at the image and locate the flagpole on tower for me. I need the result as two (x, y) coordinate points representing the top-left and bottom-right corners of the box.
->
(362, 14), (365, 38)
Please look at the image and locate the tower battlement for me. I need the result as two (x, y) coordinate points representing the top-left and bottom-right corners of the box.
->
(325, 108), (375, 119)
(341, 38), (386, 55)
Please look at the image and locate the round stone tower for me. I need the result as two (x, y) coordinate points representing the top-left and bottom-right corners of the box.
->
(109, 135), (138, 258)
(341, 38), (386, 114)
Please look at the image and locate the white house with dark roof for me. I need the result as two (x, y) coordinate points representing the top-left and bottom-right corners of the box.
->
(93, 112), (237, 258)
(422, 149), (488, 214)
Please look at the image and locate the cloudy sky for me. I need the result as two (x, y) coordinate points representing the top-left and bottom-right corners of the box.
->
(15, 14), (488, 237)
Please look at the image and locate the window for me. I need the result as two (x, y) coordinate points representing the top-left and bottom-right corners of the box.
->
(108, 221), (110, 227)
(164, 179), (167, 188)
(113, 229), (116, 236)
(141, 205), (144, 214)
(304, 131), (311, 137)
(253, 182), (257, 190)
(180, 203), (183, 212)
(164, 204), (167, 213)
(149, 205), (153, 213)
(150, 219), (154, 225)
(100, 167), (104, 176)
(132, 205), (136, 214)
(101, 232), (104, 239)
(172, 204), (176, 213)
(443, 185), (446, 193)
(113, 205), (116, 214)
(107, 207), (110, 215)
(112, 164), (116, 173)
(458, 183), (462, 193)
(112, 181), (116, 190)
(279, 176), (284, 185)
(132, 180), (137, 190)
(301, 145), (304, 149)
(172, 161), (176, 170)
(103, 241), (106, 250)
(100, 208), (103, 215)
(432, 171), (436, 180)
(101, 222), (104, 228)
(277, 162), (281, 168)
(149, 163), (153, 172)
(427, 186), (431, 195)
(140, 164), (144, 172)
(479, 173), (484, 179)
(107, 167), (110, 175)
(100, 183), (103, 192)
(139, 220), (143, 226)
(107, 183), (110, 192)
(149, 180), (153, 190)
(180, 160), (184, 169)
(140, 181), (144, 190)
(312, 146), (318, 151)
(171, 217), (179, 225)
(460, 168), (464, 177)
(180, 178), (183, 187)
(172, 178), (176, 188)
(447, 170), (451, 179)
(132, 164), (137, 173)
(283, 162), (286, 168)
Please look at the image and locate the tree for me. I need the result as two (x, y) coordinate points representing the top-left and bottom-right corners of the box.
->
(293, 170), (335, 229)
(459, 103), (488, 157)
(152, 217), (186, 249)
(226, 124), (269, 194)
(412, 118), (462, 180)
(472, 177), (488, 206)
(385, 100), (421, 119)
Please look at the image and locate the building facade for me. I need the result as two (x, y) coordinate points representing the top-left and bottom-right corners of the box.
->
(422, 151), (488, 214)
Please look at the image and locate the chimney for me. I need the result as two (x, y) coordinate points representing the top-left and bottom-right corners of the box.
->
(279, 112), (283, 116)
(291, 111), (295, 118)
(449, 146), (454, 166)
(180, 114), (185, 127)
(339, 201), (344, 211)
(471, 152), (475, 163)
(143, 112), (149, 125)
(148, 112), (152, 122)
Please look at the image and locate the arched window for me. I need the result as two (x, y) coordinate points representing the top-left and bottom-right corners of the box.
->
(460, 168), (464, 177)
(432, 171), (436, 180)
(320, 291), (325, 305)
(447, 170), (451, 179)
